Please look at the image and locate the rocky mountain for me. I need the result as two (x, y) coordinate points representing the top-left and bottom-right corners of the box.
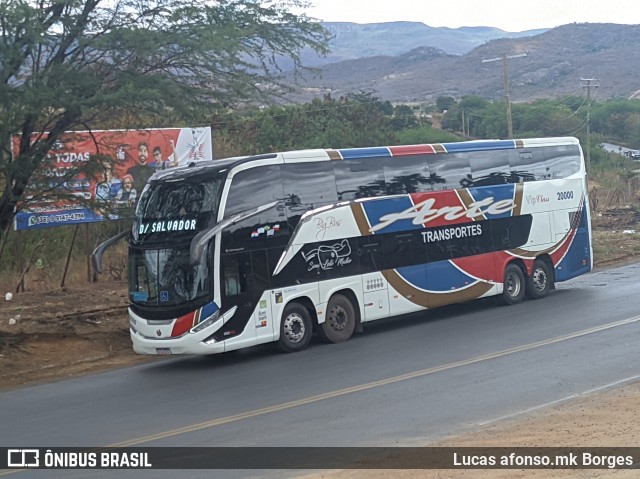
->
(288, 23), (640, 104)
(299, 21), (546, 66)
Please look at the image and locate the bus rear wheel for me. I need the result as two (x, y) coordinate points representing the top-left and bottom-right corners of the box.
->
(278, 302), (313, 353)
(500, 263), (526, 305)
(319, 294), (356, 343)
(526, 259), (553, 300)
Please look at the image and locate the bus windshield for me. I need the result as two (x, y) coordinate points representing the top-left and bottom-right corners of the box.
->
(129, 174), (222, 307)
(129, 245), (211, 307)
(135, 176), (221, 219)
(133, 176), (222, 242)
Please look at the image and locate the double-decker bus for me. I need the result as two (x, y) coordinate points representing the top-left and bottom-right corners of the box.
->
(94, 137), (592, 355)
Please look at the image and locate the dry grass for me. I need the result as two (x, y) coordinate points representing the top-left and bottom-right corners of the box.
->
(592, 229), (640, 264)
(0, 241), (128, 293)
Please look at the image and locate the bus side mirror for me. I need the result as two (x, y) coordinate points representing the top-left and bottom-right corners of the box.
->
(92, 230), (129, 274)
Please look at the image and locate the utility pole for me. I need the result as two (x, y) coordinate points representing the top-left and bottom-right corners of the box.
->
(581, 78), (599, 173)
(482, 53), (527, 139)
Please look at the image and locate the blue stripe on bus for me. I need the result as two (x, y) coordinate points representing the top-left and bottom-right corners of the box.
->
(338, 147), (391, 159)
(396, 260), (477, 292)
(338, 140), (521, 159)
(467, 184), (516, 219)
(555, 203), (591, 281)
(201, 301), (219, 318)
(361, 196), (416, 233)
(442, 140), (517, 152)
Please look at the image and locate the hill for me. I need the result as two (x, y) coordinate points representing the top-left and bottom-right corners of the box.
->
(288, 23), (640, 103)
(297, 21), (546, 66)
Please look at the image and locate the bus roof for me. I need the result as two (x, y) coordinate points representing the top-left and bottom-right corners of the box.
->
(327, 137), (580, 160)
(149, 137), (581, 182)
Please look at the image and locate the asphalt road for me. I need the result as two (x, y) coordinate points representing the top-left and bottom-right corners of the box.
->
(1, 262), (639, 478)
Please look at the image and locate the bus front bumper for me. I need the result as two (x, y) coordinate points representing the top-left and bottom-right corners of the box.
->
(130, 328), (226, 355)
(128, 306), (236, 355)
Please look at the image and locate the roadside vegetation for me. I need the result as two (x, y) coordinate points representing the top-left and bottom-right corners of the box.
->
(2, 93), (640, 292)
(1, 2), (639, 293)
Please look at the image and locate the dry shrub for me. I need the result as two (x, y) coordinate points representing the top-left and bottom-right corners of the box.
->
(0, 244), (129, 293)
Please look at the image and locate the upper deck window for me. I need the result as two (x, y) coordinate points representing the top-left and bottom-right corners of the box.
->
(334, 157), (386, 201)
(384, 155), (433, 194)
(470, 150), (511, 186)
(428, 153), (472, 190)
(224, 165), (285, 218)
(136, 176), (222, 220)
(133, 176), (222, 243)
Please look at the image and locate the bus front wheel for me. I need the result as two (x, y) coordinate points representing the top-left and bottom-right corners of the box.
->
(526, 259), (553, 300)
(278, 302), (313, 353)
(319, 294), (356, 343)
(500, 264), (526, 305)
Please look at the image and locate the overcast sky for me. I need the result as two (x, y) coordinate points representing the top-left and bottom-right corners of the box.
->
(301, 0), (640, 32)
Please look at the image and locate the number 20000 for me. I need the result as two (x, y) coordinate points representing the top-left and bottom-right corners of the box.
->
(557, 191), (574, 200)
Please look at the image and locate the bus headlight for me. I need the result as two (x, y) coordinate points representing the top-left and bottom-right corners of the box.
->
(129, 314), (138, 334)
(191, 310), (220, 333)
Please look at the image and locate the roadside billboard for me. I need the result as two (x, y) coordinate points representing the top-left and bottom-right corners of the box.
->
(13, 127), (213, 230)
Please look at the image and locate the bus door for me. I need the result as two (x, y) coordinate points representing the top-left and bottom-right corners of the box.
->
(220, 252), (256, 343)
(250, 249), (275, 341)
(219, 249), (275, 344)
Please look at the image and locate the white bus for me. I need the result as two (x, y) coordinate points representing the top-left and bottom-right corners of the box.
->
(94, 137), (592, 355)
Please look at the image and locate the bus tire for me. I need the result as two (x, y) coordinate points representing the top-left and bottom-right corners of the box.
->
(319, 294), (356, 343)
(277, 302), (313, 353)
(500, 263), (525, 305)
(526, 259), (553, 300)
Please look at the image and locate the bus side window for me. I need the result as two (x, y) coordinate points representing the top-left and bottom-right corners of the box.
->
(428, 153), (472, 190)
(508, 150), (543, 182)
(543, 145), (581, 179)
(470, 150), (510, 186)
(225, 273), (240, 296)
(222, 165), (288, 252)
(358, 236), (384, 273)
(383, 231), (426, 269)
(224, 165), (285, 217)
(282, 162), (338, 229)
(334, 157), (386, 201)
(222, 252), (251, 297)
(384, 155), (433, 194)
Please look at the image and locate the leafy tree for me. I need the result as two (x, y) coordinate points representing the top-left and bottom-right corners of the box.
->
(436, 96), (455, 113)
(515, 100), (584, 138)
(0, 0), (329, 233)
(440, 103), (461, 132)
(391, 104), (418, 131)
(396, 126), (460, 145)
(210, 93), (397, 155)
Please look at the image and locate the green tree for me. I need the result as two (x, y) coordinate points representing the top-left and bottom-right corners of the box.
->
(436, 96), (456, 113)
(210, 93), (397, 155)
(396, 126), (460, 145)
(391, 104), (418, 131)
(0, 0), (329, 233)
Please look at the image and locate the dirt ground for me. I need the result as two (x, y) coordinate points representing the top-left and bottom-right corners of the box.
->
(0, 208), (639, 476)
(0, 283), (151, 390)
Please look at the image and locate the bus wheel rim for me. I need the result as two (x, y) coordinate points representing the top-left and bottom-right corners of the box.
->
(533, 268), (547, 291)
(283, 313), (305, 343)
(507, 272), (521, 297)
(327, 306), (347, 331)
